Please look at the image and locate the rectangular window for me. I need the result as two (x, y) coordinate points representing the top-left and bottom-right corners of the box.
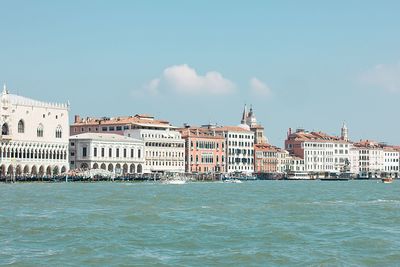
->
(101, 148), (105, 157)
(131, 149), (134, 158)
(124, 149), (127, 158)
(94, 147), (97, 157)
(109, 127), (115, 131)
(82, 147), (87, 157)
(102, 127), (108, 131)
(109, 148), (112, 157)
(116, 126), (122, 131)
(116, 148), (120, 158)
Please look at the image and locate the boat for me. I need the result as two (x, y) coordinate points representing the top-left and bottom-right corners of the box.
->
(162, 177), (187, 184)
(285, 171), (312, 180)
(223, 179), (242, 184)
(381, 177), (393, 184)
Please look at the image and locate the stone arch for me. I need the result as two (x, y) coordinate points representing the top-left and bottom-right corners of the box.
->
(16, 165), (22, 176)
(61, 166), (67, 174)
(46, 166), (52, 176)
(18, 119), (25, 133)
(31, 165), (38, 176)
(115, 163), (121, 174)
(130, 164), (135, 174)
(39, 166), (45, 176)
(137, 164), (142, 174)
(23, 165), (29, 174)
(2, 123), (9, 135)
(81, 163), (89, 170)
(7, 165), (13, 176)
(53, 166), (59, 176)
(100, 163), (106, 170)
(108, 163), (114, 172)
(92, 163), (99, 169)
(1, 164), (6, 176)
(123, 164), (128, 175)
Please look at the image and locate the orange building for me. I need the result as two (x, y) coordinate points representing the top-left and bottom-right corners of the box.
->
(254, 143), (279, 173)
(179, 126), (226, 173)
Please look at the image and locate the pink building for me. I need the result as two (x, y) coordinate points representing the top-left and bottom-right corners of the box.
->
(179, 126), (226, 173)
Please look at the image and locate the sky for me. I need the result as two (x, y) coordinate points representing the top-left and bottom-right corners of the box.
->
(1, 0), (400, 146)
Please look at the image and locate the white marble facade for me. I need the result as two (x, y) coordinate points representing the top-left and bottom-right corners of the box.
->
(0, 85), (69, 177)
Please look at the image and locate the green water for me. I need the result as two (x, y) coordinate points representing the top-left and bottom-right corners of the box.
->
(0, 181), (399, 266)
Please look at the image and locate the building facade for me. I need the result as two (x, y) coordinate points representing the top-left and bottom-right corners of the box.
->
(285, 128), (351, 174)
(254, 144), (279, 173)
(0, 86), (69, 177)
(352, 140), (384, 177)
(71, 114), (185, 174)
(124, 128), (185, 173)
(69, 133), (145, 175)
(383, 146), (399, 178)
(215, 126), (254, 174)
(179, 126), (225, 173)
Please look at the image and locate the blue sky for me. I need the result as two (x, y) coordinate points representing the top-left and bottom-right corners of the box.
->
(1, 1), (400, 146)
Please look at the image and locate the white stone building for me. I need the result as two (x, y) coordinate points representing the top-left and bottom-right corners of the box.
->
(71, 114), (185, 174)
(215, 126), (254, 174)
(124, 129), (185, 174)
(352, 140), (384, 178)
(383, 147), (399, 178)
(69, 133), (145, 175)
(0, 85), (69, 177)
(285, 129), (351, 174)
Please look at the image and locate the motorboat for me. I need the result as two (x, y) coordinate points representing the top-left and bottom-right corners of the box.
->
(223, 179), (242, 184)
(285, 172), (312, 180)
(381, 177), (393, 184)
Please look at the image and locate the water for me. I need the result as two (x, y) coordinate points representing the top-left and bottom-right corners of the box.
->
(0, 181), (399, 266)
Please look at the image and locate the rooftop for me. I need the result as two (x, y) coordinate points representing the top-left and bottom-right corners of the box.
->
(69, 132), (142, 143)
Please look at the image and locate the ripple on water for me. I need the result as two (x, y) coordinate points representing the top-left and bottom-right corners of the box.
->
(0, 181), (399, 266)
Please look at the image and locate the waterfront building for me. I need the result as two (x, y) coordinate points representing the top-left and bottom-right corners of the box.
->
(124, 128), (185, 174)
(215, 126), (254, 174)
(285, 128), (351, 175)
(241, 104), (268, 144)
(254, 143), (279, 173)
(352, 140), (384, 178)
(178, 125), (225, 173)
(383, 146), (399, 178)
(288, 156), (306, 172)
(69, 133), (145, 175)
(0, 85), (69, 177)
(71, 114), (185, 174)
(277, 148), (291, 173)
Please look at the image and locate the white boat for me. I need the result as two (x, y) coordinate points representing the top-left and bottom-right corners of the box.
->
(162, 179), (186, 185)
(285, 171), (312, 180)
(223, 179), (242, 184)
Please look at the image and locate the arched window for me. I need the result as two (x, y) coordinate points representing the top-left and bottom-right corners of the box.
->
(2, 123), (9, 135)
(18, 120), (24, 133)
(55, 125), (62, 138)
(37, 124), (44, 137)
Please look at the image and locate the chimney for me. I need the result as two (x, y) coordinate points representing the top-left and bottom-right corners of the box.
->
(74, 115), (81, 123)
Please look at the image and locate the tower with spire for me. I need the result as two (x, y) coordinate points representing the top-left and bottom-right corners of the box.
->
(239, 104), (268, 144)
(341, 122), (348, 142)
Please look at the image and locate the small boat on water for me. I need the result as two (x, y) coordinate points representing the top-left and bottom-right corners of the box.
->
(162, 178), (187, 185)
(381, 177), (393, 184)
(223, 179), (242, 184)
(285, 171), (312, 180)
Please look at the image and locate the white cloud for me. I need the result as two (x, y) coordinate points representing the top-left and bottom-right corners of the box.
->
(360, 62), (400, 92)
(144, 64), (235, 95)
(249, 77), (271, 97)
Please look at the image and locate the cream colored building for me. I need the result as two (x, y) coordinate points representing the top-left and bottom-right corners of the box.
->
(125, 129), (185, 174)
(0, 85), (69, 177)
(69, 133), (145, 175)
